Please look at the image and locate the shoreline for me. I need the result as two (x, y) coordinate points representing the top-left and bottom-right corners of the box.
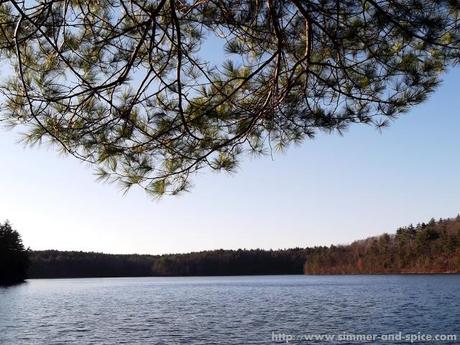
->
(24, 272), (460, 280)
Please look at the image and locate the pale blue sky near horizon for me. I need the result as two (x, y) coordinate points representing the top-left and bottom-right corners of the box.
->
(1, 64), (460, 255)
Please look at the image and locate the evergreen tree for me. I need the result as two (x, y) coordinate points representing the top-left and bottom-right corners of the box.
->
(304, 216), (460, 274)
(0, 221), (30, 286)
(0, 1), (459, 196)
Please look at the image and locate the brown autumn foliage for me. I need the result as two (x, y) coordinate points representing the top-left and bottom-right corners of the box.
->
(27, 216), (460, 278)
(304, 216), (460, 274)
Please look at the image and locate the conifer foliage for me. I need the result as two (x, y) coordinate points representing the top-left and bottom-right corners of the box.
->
(0, 222), (29, 286)
(304, 217), (460, 274)
(0, 1), (459, 196)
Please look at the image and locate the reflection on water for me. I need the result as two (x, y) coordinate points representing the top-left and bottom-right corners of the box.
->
(1, 275), (459, 344)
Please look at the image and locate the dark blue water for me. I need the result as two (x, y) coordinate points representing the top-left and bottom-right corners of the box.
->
(1, 275), (459, 344)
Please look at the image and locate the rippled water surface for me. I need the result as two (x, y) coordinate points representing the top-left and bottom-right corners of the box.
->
(1, 275), (459, 344)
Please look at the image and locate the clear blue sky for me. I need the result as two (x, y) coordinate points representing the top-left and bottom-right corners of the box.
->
(1, 66), (460, 255)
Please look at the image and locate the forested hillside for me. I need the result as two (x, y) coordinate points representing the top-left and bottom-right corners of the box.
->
(28, 217), (460, 278)
(29, 248), (307, 278)
(304, 217), (460, 274)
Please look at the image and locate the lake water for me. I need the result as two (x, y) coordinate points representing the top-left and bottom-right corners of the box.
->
(1, 275), (459, 344)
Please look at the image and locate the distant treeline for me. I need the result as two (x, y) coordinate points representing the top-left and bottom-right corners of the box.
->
(28, 217), (460, 278)
(29, 248), (308, 278)
(304, 217), (460, 274)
